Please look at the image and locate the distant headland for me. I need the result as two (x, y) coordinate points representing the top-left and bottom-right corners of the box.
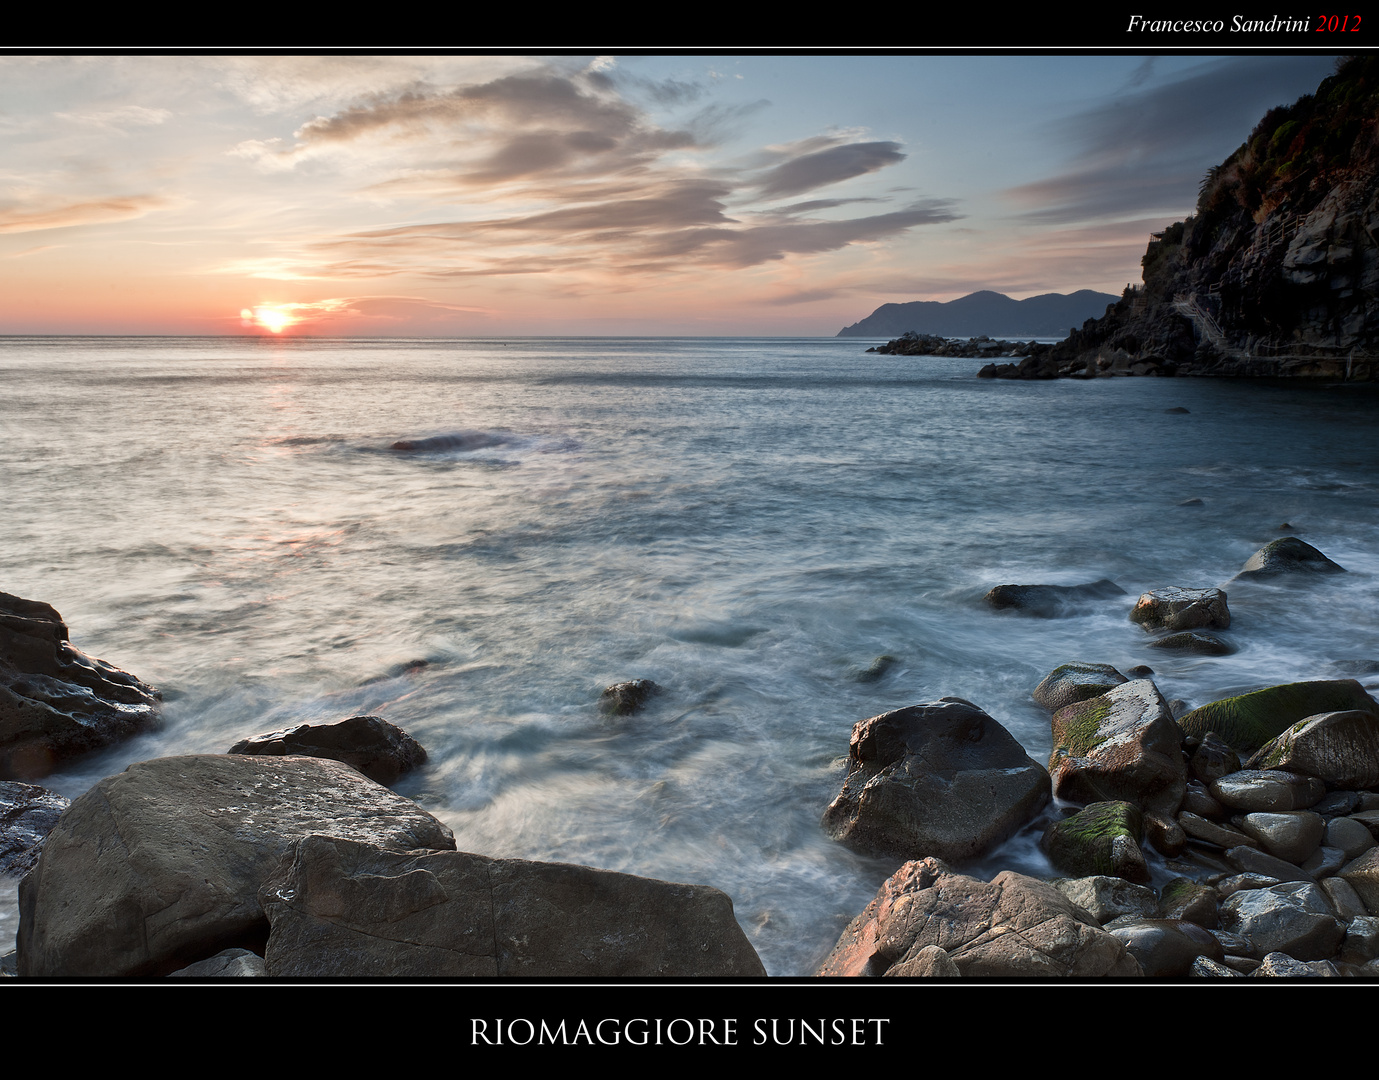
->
(836, 290), (1119, 340)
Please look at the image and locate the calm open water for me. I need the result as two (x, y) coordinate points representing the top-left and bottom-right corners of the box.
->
(2, 335), (1378, 975)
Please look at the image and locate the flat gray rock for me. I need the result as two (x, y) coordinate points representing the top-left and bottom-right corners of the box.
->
(260, 834), (765, 977)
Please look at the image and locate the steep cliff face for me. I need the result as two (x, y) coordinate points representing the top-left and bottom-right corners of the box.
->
(1047, 56), (1379, 381)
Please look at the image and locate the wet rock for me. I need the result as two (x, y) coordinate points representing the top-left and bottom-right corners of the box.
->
(1236, 811), (1325, 866)
(982, 579), (1125, 618)
(1302, 845), (1346, 879)
(1192, 956), (1244, 977)
(1252, 953), (1341, 977)
(259, 834), (765, 978)
(599, 679), (662, 715)
(1051, 875), (1158, 924)
(228, 715), (428, 786)
(1341, 915), (1379, 964)
(1339, 847), (1379, 913)
(1224, 845), (1314, 884)
(1129, 587), (1230, 633)
(1158, 877), (1220, 928)
(1179, 811), (1257, 850)
(1032, 662), (1126, 712)
(1178, 680), (1379, 754)
(1234, 537), (1346, 580)
(168, 948), (267, 978)
(1042, 802), (1150, 884)
(0, 781), (69, 877)
(1108, 918), (1224, 975)
(16, 754), (457, 977)
(1325, 816), (1376, 860)
(1145, 631), (1235, 656)
(1220, 882), (1345, 960)
(0, 591), (160, 780)
(1210, 769), (1327, 813)
(816, 856), (1141, 978)
(1046, 679), (1186, 829)
(1244, 709), (1379, 790)
(822, 698), (1050, 863)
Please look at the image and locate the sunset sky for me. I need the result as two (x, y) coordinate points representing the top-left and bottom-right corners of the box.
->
(0, 53), (1341, 336)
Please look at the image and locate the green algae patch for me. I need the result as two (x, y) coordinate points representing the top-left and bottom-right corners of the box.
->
(1049, 695), (1113, 763)
(1042, 801), (1149, 883)
(1178, 679), (1378, 753)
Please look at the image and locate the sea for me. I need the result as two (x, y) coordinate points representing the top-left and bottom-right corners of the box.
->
(2, 334), (1378, 976)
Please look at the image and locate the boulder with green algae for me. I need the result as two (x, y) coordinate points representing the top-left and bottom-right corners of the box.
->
(1245, 710), (1379, 790)
(1178, 680), (1379, 754)
(1047, 679), (1186, 828)
(1042, 801), (1150, 884)
(1234, 537), (1345, 580)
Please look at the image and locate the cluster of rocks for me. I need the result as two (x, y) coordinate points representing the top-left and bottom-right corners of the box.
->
(866, 332), (1044, 359)
(6, 721), (764, 978)
(819, 537), (1379, 977)
(0, 592), (763, 978)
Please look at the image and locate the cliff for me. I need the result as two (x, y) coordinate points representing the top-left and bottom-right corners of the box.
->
(988, 56), (1379, 382)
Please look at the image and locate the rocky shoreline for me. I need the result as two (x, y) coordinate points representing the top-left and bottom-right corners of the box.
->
(4, 539), (1379, 977)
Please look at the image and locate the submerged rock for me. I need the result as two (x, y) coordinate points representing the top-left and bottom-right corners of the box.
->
(1145, 631), (1236, 656)
(1178, 680), (1379, 754)
(821, 698), (1050, 863)
(17, 755), (457, 977)
(816, 856), (1141, 977)
(228, 715), (427, 786)
(259, 834), (765, 977)
(600, 679), (662, 715)
(854, 655), (898, 683)
(0, 591), (160, 780)
(983, 579), (1125, 618)
(1234, 537), (1346, 580)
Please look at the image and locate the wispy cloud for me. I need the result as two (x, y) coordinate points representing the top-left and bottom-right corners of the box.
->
(0, 195), (166, 234)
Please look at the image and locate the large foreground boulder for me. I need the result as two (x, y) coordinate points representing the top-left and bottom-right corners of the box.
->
(816, 857), (1142, 977)
(16, 755), (457, 977)
(1177, 680), (1379, 754)
(0, 592), (160, 779)
(228, 715), (427, 786)
(260, 834), (765, 977)
(821, 699), (1050, 862)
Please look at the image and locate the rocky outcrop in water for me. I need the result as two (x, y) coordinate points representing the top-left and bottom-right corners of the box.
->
(0, 591), (160, 780)
(228, 715), (427, 786)
(977, 58), (1379, 382)
(821, 699), (1050, 863)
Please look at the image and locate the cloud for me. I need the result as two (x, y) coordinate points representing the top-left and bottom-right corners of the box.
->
(756, 141), (907, 199)
(0, 195), (166, 234)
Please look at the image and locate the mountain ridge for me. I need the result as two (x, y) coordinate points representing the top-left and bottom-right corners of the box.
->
(837, 290), (1120, 339)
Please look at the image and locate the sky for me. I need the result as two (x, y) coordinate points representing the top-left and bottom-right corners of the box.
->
(0, 53), (1343, 337)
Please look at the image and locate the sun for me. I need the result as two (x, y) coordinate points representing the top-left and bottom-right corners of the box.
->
(241, 305), (298, 334)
